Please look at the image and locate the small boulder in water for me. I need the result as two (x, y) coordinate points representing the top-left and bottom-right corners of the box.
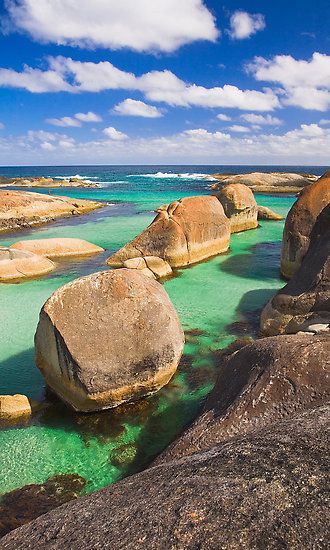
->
(257, 205), (283, 220)
(10, 238), (104, 259)
(0, 247), (55, 282)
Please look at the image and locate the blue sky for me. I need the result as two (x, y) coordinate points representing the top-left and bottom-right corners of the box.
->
(0, 0), (329, 165)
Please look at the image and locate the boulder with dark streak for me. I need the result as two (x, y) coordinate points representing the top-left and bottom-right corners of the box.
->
(281, 170), (330, 279)
(261, 204), (330, 335)
(35, 269), (184, 412)
(1, 406), (329, 549)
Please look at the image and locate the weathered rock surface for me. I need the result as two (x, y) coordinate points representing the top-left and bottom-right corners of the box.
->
(257, 205), (283, 220)
(0, 176), (98, 188)
(157, 333), (329, 463)
(281, 170), (330, 279)
(215, 183), (258, 233)
(211, 172), (318, 194)
(261, 204), (330, 335)
(123, 256), (172, 279)
(0, 474), (87, 538)
(1, 405), (329, 549)
(0, 394), (41, 419)
(0, 190), (102, 233)
(11, 238), (104, 259)
(35, 269), (184, 412)
(107, 196), (230, 268)
(0, 248), (55, 282)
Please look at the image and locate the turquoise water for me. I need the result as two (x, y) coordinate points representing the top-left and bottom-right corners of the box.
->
(0, 165), (318, 497)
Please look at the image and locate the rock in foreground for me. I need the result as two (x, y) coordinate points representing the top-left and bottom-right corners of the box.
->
(1, 405), (329, 549)
(211, 171), (318, 194)
(11, 238), (104, 259)
(0, 190), (102, 233)
(215, 183), (258, 233)
(107, 196), (230, 268)
(261, 204), (330, 335)
(35, 269), (184, 412)
(0, 247), (55, 282)
(157, 333), (329, 463)
(281, 170), (330, 279)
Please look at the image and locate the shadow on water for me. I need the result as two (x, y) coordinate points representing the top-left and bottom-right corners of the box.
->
(220, 241), (282, 281)
(226, 287), (278, 338)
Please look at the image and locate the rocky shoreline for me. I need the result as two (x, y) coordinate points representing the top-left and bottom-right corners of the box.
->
(0, 170), (329, 546)
(0, 189), (103, 233)
(210, 171), (318, 194)
(0, 176), (98, 188)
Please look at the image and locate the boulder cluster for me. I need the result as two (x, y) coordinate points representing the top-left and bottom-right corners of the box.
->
(1, 171), (329, 547)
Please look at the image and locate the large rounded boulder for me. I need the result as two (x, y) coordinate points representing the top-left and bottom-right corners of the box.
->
(107, 196), (230, 268)
(281, 170), (330, 279)
(156, 333), (329, 464)
(35, 269), (184, 412)
(261, 204), (330, 335)
(215, 183), (258, 233)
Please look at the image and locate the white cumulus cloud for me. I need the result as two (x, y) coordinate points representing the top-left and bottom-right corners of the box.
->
(75, 111), (102, 122)
(228, 125), (250, 133)
(240, 113), (283, 125)
(229, 11), (265, 40)
(46, 116), (82, 127)
(0, 56), (280, 111)
(217, 114), (231, 121)
(249, 52), (330, 111)
(103, 127), (128, 140)
(113, 99), (163, 118)
(5, 0), (218, 53)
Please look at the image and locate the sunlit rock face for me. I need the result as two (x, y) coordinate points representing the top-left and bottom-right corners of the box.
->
(107, 195), (231, 268)
(281, 170), (330, 279)
(35, 269), (184, 412)
(215, 183), (258, 233)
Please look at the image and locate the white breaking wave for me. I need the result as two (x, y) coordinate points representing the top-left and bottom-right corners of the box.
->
(128, 172), (217, 181)
(51, 174), (98, 181)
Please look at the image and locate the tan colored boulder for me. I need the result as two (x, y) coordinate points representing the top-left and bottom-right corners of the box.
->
(123, 256), (172, 279)
(0, 189), (102, 233)
(261, 204), (330, 336)
(257, 205), (283, 220)
(215, 183), (258, 233)
(0, 247), (55, 282)
(107, 196), (230, 268)
(35, 269), (184, 412)
(0, 394), (41, 419)
(281, 171), (330, 279)
(11, 238), (104, 259)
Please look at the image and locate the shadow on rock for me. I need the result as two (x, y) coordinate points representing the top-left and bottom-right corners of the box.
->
(0, 473), (87, 538)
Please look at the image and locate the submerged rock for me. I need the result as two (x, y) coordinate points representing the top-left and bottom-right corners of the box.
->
(10, 238), (104, 259)
(156, 333), (329, 464)
(2, 405), (329, 549)
(281, 170), (330, 279)
(35, 269), (184, 412)
(261, 204), (330, 335)
(215, 183), (258, 233)
(0, 474), (87, 538)
(0, 189), (102, 233)
(0, 247), (55, 282)
(107, 196), (230, 268)
(257, 205), (283, 220)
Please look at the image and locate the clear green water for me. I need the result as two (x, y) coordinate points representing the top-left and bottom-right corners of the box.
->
(0, 166), (297, 496)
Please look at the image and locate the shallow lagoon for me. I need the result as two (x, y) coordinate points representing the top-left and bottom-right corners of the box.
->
(0, 166), (303, 496)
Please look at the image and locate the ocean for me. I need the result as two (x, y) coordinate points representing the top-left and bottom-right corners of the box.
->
(0, 165), (327, 497)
